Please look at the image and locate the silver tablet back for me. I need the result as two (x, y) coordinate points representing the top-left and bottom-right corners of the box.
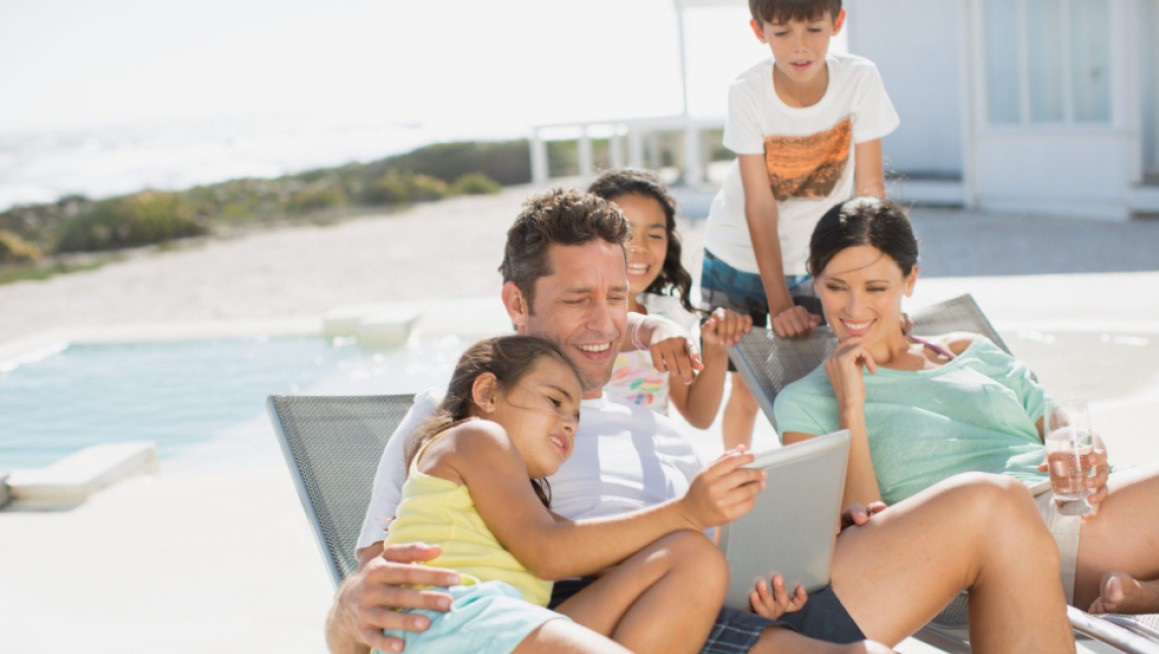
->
(718, 430), (851, 612)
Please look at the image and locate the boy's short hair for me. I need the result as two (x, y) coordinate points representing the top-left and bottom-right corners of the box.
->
(749, 0), (842, 25)
(499, 187), (629, 309)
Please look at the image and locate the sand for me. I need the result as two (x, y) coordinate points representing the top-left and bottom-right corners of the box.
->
(2, 183), (1157, 653)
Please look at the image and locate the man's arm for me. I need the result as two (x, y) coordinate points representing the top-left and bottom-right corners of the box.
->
(326, 542), (460, 654)
(737, 154), (819, 338)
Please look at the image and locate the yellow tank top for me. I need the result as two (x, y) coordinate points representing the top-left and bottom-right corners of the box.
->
(383, 430), (552, 607)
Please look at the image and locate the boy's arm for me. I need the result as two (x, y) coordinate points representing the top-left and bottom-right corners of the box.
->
(738, 154), (820, 338)
(853, 139), (886, 197)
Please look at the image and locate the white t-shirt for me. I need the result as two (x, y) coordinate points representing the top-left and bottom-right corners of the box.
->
(357, 390), (703, 550)
(703, 53), (900, 276)
(605, 293), (701, 415)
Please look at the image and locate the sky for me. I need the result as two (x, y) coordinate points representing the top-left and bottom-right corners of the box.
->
(0, 0), (777, 137)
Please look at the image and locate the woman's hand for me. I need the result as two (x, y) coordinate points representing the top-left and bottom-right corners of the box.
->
(824, 337), (877, 412)
(1037, 434), (1110, 520)
(701, 308), (753, 349)
(749, 574), (808, 619)
(680, 447), (766, 530)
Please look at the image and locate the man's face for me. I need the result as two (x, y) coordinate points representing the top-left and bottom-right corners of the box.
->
(503, 239), (628, 399)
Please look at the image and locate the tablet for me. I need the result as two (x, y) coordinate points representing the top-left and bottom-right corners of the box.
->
(718, 429), (851, 612)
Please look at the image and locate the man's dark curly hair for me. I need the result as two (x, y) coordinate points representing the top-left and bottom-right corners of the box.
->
(749, 0), (842, 25)
(587, 168), (696, 315)
(499, 187), (630, 309)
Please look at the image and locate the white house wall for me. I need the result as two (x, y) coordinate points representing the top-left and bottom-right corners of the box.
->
(974, 130), (1135, 220)
(845, 0), (963, 177)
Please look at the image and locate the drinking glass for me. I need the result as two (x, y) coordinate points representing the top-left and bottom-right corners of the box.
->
(1044, 398), (1096, 516)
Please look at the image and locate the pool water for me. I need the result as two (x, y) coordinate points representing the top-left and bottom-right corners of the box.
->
(0, 335), (463, 470)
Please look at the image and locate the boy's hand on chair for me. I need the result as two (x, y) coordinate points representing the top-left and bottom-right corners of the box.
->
(702, 308), (753, 348)
(772, 305), (822, 338)
(750, 574), (808, 619)
(680, 447), (765, 529)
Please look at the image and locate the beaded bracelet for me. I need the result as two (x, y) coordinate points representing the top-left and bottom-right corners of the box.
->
(631, 316), (648, 351)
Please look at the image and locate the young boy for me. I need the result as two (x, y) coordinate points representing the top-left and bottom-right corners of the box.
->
(701, 0), (899, 449)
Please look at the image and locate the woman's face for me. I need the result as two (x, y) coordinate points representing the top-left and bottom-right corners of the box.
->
(815, 244), (917, 345)
(612, 193), (669, 300)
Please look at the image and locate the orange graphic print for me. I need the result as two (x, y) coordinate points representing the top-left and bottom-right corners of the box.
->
(763, 117), (852, 201)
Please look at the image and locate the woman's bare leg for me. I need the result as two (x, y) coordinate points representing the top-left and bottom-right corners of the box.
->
(554, 531), (727, 654)
(822, 473), (1073, 653)
(1074, 463), (1159, 612)
(723, 372), (758, 450)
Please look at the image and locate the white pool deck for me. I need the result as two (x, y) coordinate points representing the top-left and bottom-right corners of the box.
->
(1, 271), (1158, 653)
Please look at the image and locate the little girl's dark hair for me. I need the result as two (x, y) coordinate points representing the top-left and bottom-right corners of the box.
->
(807, 197), (919, 278)
(587, 168), (696, 314)
(405, 335), (580, 508)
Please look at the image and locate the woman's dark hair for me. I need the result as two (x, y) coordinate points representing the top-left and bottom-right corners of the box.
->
(587, 168), (696, 314)
(405, 335), (580, 508)
(807, 197), (919, 278)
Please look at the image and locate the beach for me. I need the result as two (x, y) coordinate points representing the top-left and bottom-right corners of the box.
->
(2, 183), (1158, 653)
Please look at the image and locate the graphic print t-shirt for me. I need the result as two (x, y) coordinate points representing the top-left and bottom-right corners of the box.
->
(703, 53), (899, 275)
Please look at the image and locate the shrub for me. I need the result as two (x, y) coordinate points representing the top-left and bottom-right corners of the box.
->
(0, 229), (41, 265)
(406, 174), (449, 202)
(358, 173), (411, 206)
(360, 141), (531, 187)
(450, 172), (501, 196)
(285, 181), (347, 214)
(55, 191), (208, 253)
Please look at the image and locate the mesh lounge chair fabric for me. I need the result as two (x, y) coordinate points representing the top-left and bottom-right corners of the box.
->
(727, 293), (1159, 653)
(268, 393), (414, 586)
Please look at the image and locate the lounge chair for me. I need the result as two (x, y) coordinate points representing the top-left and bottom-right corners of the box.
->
(267, 393), (415, 586)
(726, 293), (1159, 654)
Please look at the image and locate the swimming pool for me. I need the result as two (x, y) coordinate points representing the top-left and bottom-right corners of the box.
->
(2, 324), (1156, 474)
(0, 335), (465, 471)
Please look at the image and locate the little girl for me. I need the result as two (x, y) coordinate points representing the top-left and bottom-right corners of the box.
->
(382, 335), (762, 654)
(588, 169), (752, 429)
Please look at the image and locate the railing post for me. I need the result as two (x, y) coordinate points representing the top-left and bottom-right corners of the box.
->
(578, 127), (594, 179)
(530, 129), (549, 186)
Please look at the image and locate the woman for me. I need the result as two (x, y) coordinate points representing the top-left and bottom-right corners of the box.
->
(774, 197), (1159, 615)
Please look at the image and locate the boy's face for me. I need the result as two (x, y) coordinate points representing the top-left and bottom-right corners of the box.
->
(750, 9), (845, 86)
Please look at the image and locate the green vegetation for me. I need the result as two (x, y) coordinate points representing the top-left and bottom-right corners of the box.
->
(0, 133), (733, 284)
(0, 140), (536, 283)
(0, 229), (41, 265)
(55, 191), (209, 253)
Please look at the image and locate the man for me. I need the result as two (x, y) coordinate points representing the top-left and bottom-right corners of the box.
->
(328, 188), (1074, 653)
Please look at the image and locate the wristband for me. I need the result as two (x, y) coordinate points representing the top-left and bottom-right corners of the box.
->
(631, 317), (648, 351)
